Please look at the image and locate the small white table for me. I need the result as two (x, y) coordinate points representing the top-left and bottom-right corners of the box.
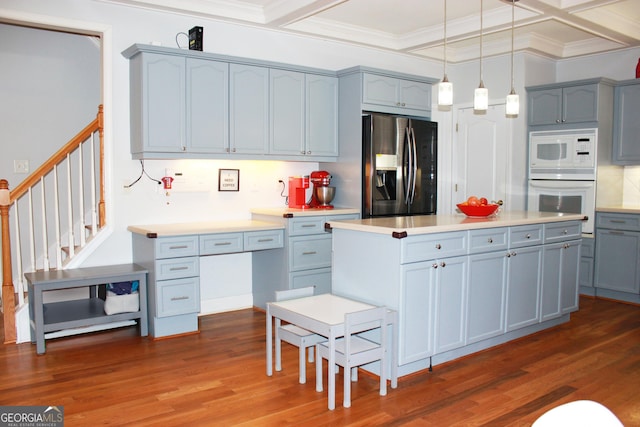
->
(266, 293), (398, 410)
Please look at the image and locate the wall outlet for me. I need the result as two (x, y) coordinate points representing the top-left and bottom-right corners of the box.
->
(14, 160), (29, 174)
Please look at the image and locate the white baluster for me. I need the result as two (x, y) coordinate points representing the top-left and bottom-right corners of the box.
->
(27, 188), (36, 272)
(53, 166), (62, 268)
(66, 153), (75, 258)
(89, 131), (98, 236)
(78, 144), (86, 247)
(40, 177), (50, 271)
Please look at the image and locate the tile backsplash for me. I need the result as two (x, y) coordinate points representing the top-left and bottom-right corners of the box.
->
(623, 166), (640, 205)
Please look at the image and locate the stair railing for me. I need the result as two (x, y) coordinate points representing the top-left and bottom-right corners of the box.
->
(1, 105), (104, 344)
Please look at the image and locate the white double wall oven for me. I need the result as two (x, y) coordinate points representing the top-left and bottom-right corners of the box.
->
(527, 129), (597, 233)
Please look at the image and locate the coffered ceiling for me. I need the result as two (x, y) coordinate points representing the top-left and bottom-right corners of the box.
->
(104, 0), (640, 62)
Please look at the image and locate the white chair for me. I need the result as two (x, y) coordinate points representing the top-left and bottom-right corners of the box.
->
(532, 400), (623, 427)
(315, 306), (388, 409)
(274, 287), (326, 384)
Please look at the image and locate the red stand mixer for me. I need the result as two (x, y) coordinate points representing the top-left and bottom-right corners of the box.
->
(288, 171), (335, 209)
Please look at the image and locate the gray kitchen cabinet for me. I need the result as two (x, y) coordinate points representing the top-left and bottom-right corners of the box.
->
(506, 245), (543, 331)
(467, 250), (507, 344)
(400, 261), (436, 364)
(432, 255), (467, 355)
(126, 51), (230, 157)
(612, 80), (640, 165)
(362, 72), (431, 113)
(594, 212), (640, 297)
(229, 64), (269, 154)
(579, 235), (595, 293)
(526, 79), (614, 129)
(251, 212), (359, 309)
(123, 43), (339, 161)
(128, 52), (186, 155)
(270, 71), (339, 157)
(132, 234), (201, 338)
(540, 222), (582, 321)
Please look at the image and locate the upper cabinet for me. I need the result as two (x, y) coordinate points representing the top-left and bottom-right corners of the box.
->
(122, 44), (338, 160)
(362, 73), (431, 113)
(269, 71), (338, 157)
(526, 79), (614, 130)
(612, 79), (640, 165)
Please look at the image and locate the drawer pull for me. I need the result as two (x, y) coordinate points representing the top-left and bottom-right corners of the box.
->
(171, 296), (189, 301)
(563, 229), (568, 234)
(169, 266), (189, 271)
(258, 238), (274, 242)
(215, 242), (232, 246)
(487, 238), (493, 243)
(169, 245), (188, 250)
(435, 244), (442, 250)
(526, 234), (531, 239)
(301, 224), (316, 228)
(610, 220), (626, 224)
(302, 251), (317, 255)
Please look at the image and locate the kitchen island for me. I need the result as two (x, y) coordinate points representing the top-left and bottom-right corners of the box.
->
(327, 211), (586, 377)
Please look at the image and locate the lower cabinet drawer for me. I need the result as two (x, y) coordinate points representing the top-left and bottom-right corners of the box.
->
(200, 233), (243, 255)
(509, 224), (543, 248)
(289, 234), (332, 271)
(469, 227), (508, 254)
(155, 257), (199, 281)
(156, 277), (200, 317)
(290, 268), (331, 295)
(401, 231), (467, 263)
(244, 229), (284, 251)
(543, 221), (582, 243)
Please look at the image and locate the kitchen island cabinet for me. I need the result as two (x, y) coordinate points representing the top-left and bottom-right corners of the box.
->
(327, 211), (584, 377)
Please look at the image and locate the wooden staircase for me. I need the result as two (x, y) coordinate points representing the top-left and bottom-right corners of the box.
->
(1, 105), (105, 344)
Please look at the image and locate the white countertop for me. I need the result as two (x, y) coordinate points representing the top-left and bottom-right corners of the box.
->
(596, 205), (640, 214)
(250, 207), (360, 217)
(327, 211), (586, 236)
(128, 220), (284, 237)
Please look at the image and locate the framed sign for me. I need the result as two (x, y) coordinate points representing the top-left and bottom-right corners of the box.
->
(218, 169), (240, 191)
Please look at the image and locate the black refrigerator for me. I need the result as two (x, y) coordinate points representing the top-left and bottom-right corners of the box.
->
(362, 112), (437, 217)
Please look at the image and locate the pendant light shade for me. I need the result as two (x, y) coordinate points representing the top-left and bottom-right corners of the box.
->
(506, 0), (520, 115)
(474, 0), (487, 111)
(438, 0), (453, 107)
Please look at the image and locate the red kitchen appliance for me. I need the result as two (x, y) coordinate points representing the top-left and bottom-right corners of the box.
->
(288, 176), (310, 209)
(308, 170), (335, 209)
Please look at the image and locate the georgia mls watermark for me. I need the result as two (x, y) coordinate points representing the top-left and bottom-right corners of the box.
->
(0, 406), (64, 427)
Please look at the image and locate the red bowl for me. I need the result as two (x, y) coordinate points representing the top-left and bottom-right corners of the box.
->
(456, 203), (499, 217)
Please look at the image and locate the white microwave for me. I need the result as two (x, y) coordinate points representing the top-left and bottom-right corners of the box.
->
(529, 129), (597, 180)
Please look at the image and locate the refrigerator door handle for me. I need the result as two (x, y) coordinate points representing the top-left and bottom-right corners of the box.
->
(404, 126), (413, 205)
(410, 127), (418, 204)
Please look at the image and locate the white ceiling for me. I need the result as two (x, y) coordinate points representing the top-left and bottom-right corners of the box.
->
(104, 0), (640, 62)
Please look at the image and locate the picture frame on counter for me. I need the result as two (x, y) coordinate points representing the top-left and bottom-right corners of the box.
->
(218, 169), (240, 191)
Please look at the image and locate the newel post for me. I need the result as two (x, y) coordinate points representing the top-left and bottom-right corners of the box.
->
(0, 179), (16, 344)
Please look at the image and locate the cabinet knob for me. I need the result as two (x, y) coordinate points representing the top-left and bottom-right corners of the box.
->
(435, 243), (442, 250)
(526, 234), (531, 239)
(556, 119), (561, 123)
(432, 263), (438, 269)
(440, 261), (446, 268)
(563, 229), (568, 234)
(511, 251), (517, 257)
(301, 150), (306, 154)
(487, 237), (493, 243)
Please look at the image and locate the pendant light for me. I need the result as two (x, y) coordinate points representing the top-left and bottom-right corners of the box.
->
(438, 0), (453, 107)
(474, 0), (488, 111)
(505, 0), (520, 115)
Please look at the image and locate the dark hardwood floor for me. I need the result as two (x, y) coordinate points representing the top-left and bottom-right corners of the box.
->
(1, 296), (638, 426)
